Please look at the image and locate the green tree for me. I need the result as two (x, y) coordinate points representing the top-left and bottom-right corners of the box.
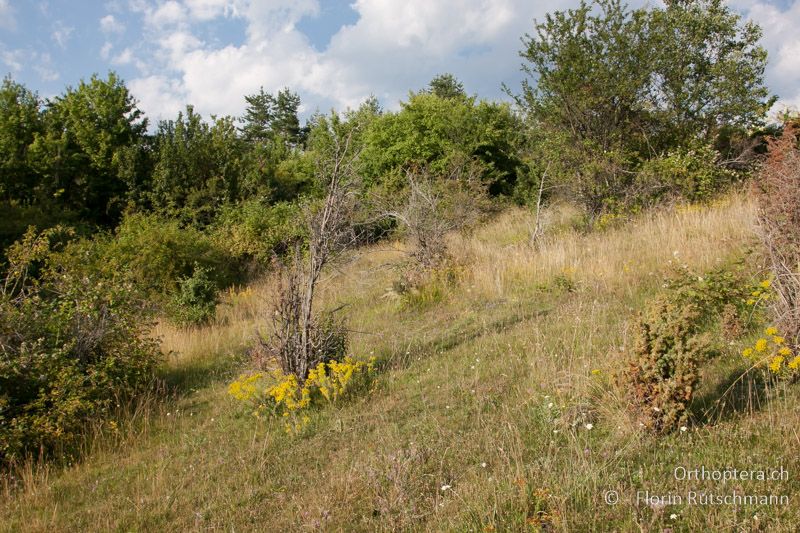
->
(273, 88), (303, 147)
(361, 92), (524, 196)
(0, 77), (43, 204)
(151, 107), (245, 225)
(427, 73), (466, 100)
(27, 72), (147, 225)
(517, 0), (773, 214)
(241, 87), (275, 143)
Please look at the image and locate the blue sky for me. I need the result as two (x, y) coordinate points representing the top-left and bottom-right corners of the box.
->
(1, 0), (799, 124)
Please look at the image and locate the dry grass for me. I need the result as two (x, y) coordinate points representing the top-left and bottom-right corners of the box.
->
(454, 194), (756, 300)
(4, 192), (800, 532)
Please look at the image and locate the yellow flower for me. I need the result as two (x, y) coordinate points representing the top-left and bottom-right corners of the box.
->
(742, 348), (754, 358)
(765, 326), (778, 336)
(778, 347), (792, 357)
(789, 356), (800, 370)
(769, 356), (785, 373)
(760, 279), (772, 289)
(755, 338), (768, 352)
(773, 336), (785, 345)
(751, 290), (762, 297)
(591, 369), (601, 375)
(746, 299), (756, 306)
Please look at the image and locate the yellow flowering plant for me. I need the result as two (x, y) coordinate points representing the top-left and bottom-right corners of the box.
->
(228, 356), (376, 434)
(745, 278), (773, 308)
(742, 326), (800, 377)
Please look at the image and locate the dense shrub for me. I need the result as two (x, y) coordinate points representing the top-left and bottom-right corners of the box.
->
(169, 263), (219, 327)
(626, 299), (710, 433)
(754, 125), (800, 347)
(624, 267), (750, 433)
(0, 227), (160, 465)
(636, 144), (739, 204)
(211, 199), (305, 268)
(101, 212), (237, 297)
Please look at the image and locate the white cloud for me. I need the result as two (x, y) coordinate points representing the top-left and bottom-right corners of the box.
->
(100, 41), (113, 60)
(51, 21), (74, 49)
(34, 58), (60, 82)
(129, 0), (573, 121)
(1, 48), (24, 71)
(112, 47), (135, 65)
(184, 0), (241, 21)
(100, 14), (126, 34)
(129, 74), (188, 120)
(150, 0), (189, 28)
(126, 0), (798, 124)
(727, 1), (800, 115)
(0, 0), (15, 30)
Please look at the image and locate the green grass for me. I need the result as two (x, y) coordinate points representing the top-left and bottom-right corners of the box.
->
(3, 195), (799, 531)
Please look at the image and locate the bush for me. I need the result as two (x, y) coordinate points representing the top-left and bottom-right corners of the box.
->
(169, 263), (219, 326)
(0, 227), (160, 465)
(624, 266), (749, 433)
(626, 299), (710, 433)
(754, 125), (800, 347)
(211, 199), (305, 269)
(99, 212), (237, 299)
(636, 144), (738, 204)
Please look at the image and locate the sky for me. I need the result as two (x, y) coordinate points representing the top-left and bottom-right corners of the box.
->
(1, 0), (799, 124)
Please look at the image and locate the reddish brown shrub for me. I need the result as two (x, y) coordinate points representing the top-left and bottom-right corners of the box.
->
(755, 125), (800, 347)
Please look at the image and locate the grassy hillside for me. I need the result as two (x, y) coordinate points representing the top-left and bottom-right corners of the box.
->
(2, 194), (798, 532)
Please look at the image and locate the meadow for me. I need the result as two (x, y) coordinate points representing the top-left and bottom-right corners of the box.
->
(3, 192), (797, 532)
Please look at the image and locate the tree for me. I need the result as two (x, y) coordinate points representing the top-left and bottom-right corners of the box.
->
(427, 73), (466, 100)
(241, 87), (275, 143)
(0, 77), (42, 204)
(27, 72), (147, 225)
(151, 106), (245, 225)
(273, 88), (304, 147)
(258, 113), (362, 379)
(517, 0), (773, 214)
(361, 92), (524, 196)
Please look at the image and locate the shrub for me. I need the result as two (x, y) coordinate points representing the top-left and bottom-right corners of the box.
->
(169, 263), (219, 326)
(93, 212), (236, 301)
(636, 144), (738, 204)
(228, 356), (375, 433)
(626, 299), (710, 433)
(624, 266), (750, 433)
(754, 125), (800, 347)
(211, 200), (306, 269)
(0, 227), (160, 465)
(392, 261), (464, 310)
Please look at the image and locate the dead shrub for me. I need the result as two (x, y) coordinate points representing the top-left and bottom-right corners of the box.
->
(754, 125), (800, 347)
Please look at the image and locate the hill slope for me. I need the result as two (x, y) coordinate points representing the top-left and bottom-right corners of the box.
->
(3, 195), (799, 531)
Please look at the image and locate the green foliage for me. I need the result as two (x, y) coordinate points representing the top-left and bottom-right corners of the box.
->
(0, 77), (43, 205)
(169, 263), (219, 327)
(28, 72), (147, 226)
(212, 199), (305, 268)
(150, 107), (246, 226)
(98, 212), (236, 298)
(517, 0), (772, 213)
(361, 92), (524, 196)
(426, 73), (466, 100)
(636, 144), (738, 203)
(241, 87), (305, 147)
(0, 227), (160, 464)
